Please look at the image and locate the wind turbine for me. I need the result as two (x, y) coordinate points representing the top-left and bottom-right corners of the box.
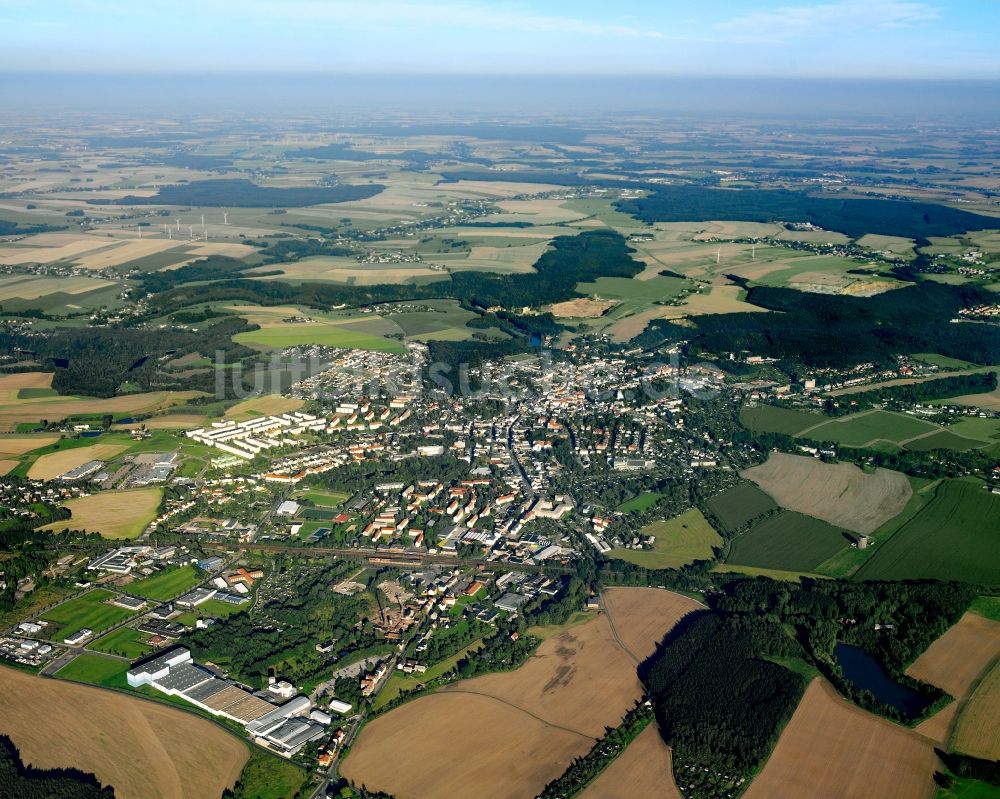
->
(188, 225), (194, 239)
(716, 249), (721, 265)
(223, 211), (228, 225)
(751, 244), (756, 260)
(176, 219), (180, 231)
(201, 214), (205, 231)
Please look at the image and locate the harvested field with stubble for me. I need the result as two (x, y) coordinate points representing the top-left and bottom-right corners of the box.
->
(549, 297), (618, 317)
(953, 660), (1000, 760)
(906, 612), (1000, 700)
(0, 665), (248, 799)
(0, 434), (59, 457)
(740, 452), (912, 534)
(743, 679), (937, 799)
(579, 724), (682, 799)
(341, 587), (699, 799)
(27, 442), (128, 480)
(42, 487), (162, 539)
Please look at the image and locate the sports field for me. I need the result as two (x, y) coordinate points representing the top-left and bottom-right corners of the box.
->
(608, 509), (722, 569)
(726, 511), (850, 573)
(128, 565), (201, 600)
(0, 664), (247, 799)
(40, 589), (136, 639)
(743, 679), (936, 799)
(741, 452), (912, 534)
(87, 626), (154, 659)
(853, 479), (1000, 583)
(42, 487), (163, 539)
(705, 482), (778, 532)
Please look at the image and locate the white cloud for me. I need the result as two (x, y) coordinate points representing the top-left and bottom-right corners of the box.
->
(717, 0), (938, 40)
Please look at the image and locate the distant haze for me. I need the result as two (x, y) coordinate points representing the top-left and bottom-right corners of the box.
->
(1, 74), (999, 120)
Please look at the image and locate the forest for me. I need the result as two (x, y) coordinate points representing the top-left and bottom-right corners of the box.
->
(89, 179), (385, 207)
(615, 184), (1000, 238)
(0, 735), (114, 799)
(827, 371), (997, 412)
(635, 281), (1000, 368)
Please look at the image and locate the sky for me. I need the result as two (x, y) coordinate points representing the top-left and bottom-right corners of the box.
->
(0, 0), (998, 79)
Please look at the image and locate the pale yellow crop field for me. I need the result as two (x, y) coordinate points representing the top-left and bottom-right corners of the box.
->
(73, 238), (183, 269)
(42, 487), (163, 539)
(0, 389), (204, 433)
(0, 233), (121, 265)
(0, 434), (59, 457)
(27, 443), (129, 480)
(0, 274), (117, 301)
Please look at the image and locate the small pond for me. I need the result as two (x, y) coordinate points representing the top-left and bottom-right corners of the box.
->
(834, 643), (930, 717)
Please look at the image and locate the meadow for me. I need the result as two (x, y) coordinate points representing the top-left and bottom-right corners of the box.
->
(726, 511), (851, 573)
(854, 479), (1000, 583)
(87, 626), (154, 659)
(740, 405), (826, 436)
(40, 589), (136, 639)
(0, 664), (248, 799)
(608, 509), (722, 569)
(798, 410), (939, 447)
(705, 482), (778, 532)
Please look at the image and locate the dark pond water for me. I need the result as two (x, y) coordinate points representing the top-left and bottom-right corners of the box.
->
(834, 643), (929, 717)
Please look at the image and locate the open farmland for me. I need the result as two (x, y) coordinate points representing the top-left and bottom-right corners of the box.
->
(26, 442), (128, 480)
(42, 487), (163, 539)
(579, 724), (682, 799)
(905, 612), (1000, 745)
(705, 482), (778, 532)
(224, 394), (305, 419)
(726, 510), (851, 573)
(740, 405), (829, 436)
(0, 665), (247, 799)
(798, 410), (939, 448)
(854, 479), (1000, 583)
(608, 509), (722, 569)
(0, 388), (203, 433)
(740, 452), (912, 533)
(342, 587), (699, 799)
(0, 434), (59, 457)
(743, 679), (936, 799)
(952, 660), (1000, 761)
(87, 626), (154, 659)
(39, 589), (135, 639)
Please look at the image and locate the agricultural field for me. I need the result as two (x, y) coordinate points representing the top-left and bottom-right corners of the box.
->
(0, 664), (248, 799)
(0, 434), (59, 457)
(42, 487), (163, 539)
(740, 405), (828, 436)
(39, 589), (136, 639)
(608, 509), (722, 569)
(342, 587), (699, 799)
(231, 308), (405, 352)
(705, 482), (778, 533)
(799, 410), (940, 448)
(224, 394), (305, 419)
(0, 384), (203, 433)
(726, 511), (851, 573)
(743, 679), (937, 799)
(127, 565), (202, 601)
(906, 612), (1000, 700)
(740, 452), (912, 533)
(26, 441), (129, 480)
(952, 660), (1000, 761)
(579, 724), (682, 799)
(853, 479), (1000, 583)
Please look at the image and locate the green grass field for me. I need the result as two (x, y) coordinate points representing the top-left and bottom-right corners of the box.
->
(231, 749), (309, 799)
(854, 479), (1000, 583)
(233, 324), (405, 352)
(935, 775), (1000, 799)
(904, 430), (985, 452)
(740, 405), (826, 436)
(41, 589), (136, 639)
(295, 489), (350, 507)
(609, 509), (723, 569)
(128, 565), (202, 601)
(576, 274), (688, 301)
(55, 653), (129, 687)
(617, 491), (664, 513)
(802, 410), (938, 447)
(706, 482), (779, 533)
(88, 626), (154, 659)
(970, 596), (1000, 622)
(726, 510), (851, 573)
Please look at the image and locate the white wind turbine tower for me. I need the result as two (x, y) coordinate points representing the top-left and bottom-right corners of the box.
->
(188, 225), (194, 239)
(716, 248), (721, 265)
(201, 215), (205, 231)
(176, 219), (180, 231)
(223, 211), (228, 225)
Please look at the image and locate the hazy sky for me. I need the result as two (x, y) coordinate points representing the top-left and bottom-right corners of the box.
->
(1, 0), (997, 79)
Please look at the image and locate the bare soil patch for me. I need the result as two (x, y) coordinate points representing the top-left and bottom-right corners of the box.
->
(580, 724), (682, 799)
